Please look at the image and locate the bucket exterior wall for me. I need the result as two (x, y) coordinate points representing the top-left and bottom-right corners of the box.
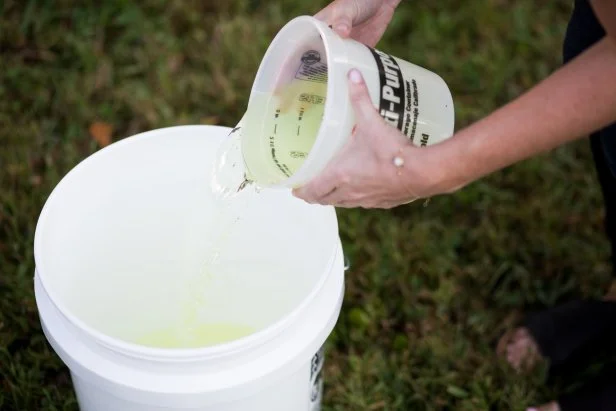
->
(35, 242), (343, 410)
(34, 126), (345, 411)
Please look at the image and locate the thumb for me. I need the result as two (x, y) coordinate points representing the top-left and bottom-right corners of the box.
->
(347, 68), (380, 126)
(315, 0), (381, 38)
(314, 4), (352, 38)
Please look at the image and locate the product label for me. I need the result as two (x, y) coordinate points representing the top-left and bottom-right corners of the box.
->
(368, 47), (428, 145)
(309, 345), (325, 411)
(295, 50), (328, 84)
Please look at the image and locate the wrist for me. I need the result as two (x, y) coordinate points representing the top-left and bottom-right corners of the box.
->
(396, 135), (472, 199)
(435, 131), (477, 195)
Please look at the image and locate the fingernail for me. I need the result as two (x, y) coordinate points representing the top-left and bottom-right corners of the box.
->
(335, 23), (349, 34)
(527, 408), (537, 411)
(348, 69), (362, 84)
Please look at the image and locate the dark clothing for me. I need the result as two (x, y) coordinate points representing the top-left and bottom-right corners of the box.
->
(564, 0), (605, 64)
(564, 0), (616, 268)
(556, 2), (616, 409)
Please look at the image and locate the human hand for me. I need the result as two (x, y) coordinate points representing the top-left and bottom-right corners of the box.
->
(293, 69), (447, 209)
(315, 0), (402, 47)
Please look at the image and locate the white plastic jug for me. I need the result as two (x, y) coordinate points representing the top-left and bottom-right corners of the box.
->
(239, 15), (455, 188)
(34, 126), (345, 411)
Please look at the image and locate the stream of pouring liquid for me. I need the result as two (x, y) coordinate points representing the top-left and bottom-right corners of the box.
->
(210, 124), (253, 199)
(140, 82), (326, 349)
(211, 77), (326, 195)
(131, 126), (257, 349)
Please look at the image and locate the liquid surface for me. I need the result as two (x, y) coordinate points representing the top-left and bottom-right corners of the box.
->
(241, 78), (327, 186)
(136, 323), (255, 349)
(211, 126), (251, 200)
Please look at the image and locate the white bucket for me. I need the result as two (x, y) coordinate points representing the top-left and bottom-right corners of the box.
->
(33, 125), (345, 411)
(240, 15), (455, 188)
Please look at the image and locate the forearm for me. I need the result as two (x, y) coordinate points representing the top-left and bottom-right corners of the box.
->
(429, 36), (616, 195)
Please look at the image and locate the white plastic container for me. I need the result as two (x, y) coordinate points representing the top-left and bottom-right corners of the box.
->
(241, 15), (455, 188)
(34, 125), (345, 411)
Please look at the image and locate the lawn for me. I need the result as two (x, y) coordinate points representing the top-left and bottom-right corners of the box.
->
(1, 0), (612, 410)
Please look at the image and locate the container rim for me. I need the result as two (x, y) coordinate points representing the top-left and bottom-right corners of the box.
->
(33, 125), (341, 362)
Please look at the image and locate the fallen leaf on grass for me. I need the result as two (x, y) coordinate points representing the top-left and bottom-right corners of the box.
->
(89, 121), (113, 147)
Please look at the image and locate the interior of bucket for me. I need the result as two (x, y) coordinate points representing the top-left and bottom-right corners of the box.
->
(35, 127), (338, 349)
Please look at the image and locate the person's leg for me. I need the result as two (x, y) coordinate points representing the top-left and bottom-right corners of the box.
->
(565, 0), (614, 273)
(560, 367), (616, 411)
(510, 1), (616, 407)
(527, 360), (616, 411)
(591, 124), (616, 276)
(523, 117), (616, 408)
(498, 120), (616, 374)
(497, 299), (616, 372)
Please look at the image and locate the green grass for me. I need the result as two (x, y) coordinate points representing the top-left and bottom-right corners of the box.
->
(1, 0), (611, 409)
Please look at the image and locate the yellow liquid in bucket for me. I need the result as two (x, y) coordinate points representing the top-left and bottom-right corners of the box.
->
(134, 200), (258, 349)
(134, 264), (256, 349)
(136, 323), (255, 349)
(241, 78), (327, 186)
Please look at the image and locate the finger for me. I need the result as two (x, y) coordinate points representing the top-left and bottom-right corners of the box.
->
(293, 153), (349, 204)
(313, 3), (333, 20)
(292, 186), (316, 203)
(330, 0), (376, 37)
(292, 180), (337, 204)
(378, 201), (401, 209)
(315, 3), (351, 38)
(330, 15), (352, 38)
(347, 68), (382, 128)
(316, 0), (381, 38)
(385, 0), (403, 10)
(317, 185), (359, 207)
(333, 201), (360, 208)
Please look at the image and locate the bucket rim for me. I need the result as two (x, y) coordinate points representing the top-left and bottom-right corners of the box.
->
(34, 125), (340, 361)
